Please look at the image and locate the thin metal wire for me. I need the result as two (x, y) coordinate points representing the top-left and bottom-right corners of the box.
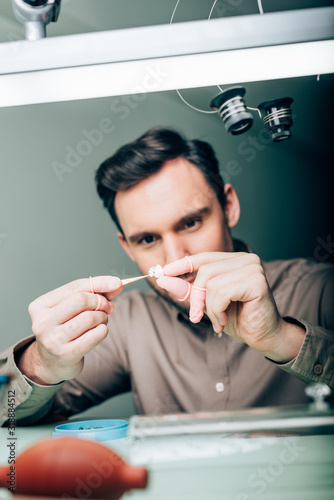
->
(257, 0), (264, 15)
(242, 1), (263, 115)
(175, 89), (216, 114)
(207, 0), (224, 95)
(208, 0), (219, 19)
(170, 0), (181, 23)
(218, 0), (264, 93)
(170, 0), (218, 114)
(247, 106), (262, 118)
(170, 0), (264, 114)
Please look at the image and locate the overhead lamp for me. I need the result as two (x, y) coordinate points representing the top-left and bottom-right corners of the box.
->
(210, 87), (294, 142)
(0, 7), (333, 108)
(12, 0), (61, 41)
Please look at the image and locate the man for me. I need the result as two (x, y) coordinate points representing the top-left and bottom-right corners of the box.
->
(1, 128), (333, 425)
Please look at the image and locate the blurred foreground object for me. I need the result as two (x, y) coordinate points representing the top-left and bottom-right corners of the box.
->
(0, 436), (148, 499)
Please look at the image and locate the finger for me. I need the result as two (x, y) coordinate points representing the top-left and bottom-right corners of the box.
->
(190, 259), (262, 328)
(88, 276), (122, 294)
(205, 287), (230, 333)
(216, 311), (229, 330)
(32, 276), (122, 310)
(205, 266), (266, 331)
(85, 276), (123, 302)
(163, 256), (194, 276)
(103, 287), (123, 302)
(210, 289), (232, 331)
(59, 310), (109, 343)
(65, 323), (109, 360)
(163, 252), (240, 277)
(156, 276), (191, 301)
(193, 253), (260, 288)
(188, 257), (253, 324)
(190, 252), (243, 272)
(189, 287), (206, 323)
(49, 292), (114, 328)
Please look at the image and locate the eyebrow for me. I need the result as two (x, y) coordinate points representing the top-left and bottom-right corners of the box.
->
(128, 206), (211, 244)
(174, 207), (211, 231)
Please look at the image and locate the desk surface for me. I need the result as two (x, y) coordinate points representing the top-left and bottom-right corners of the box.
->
(1, 422), (334, 500)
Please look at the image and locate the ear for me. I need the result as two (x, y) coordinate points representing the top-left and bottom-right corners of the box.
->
(117, 232), (136, 262)
(223, 184), (240, 229)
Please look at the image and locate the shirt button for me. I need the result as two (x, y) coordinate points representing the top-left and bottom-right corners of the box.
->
(215, 382), (224, 393)
(313, 363), (323, 375)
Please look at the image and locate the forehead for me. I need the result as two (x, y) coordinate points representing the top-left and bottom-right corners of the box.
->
(114, 158), (218, 233)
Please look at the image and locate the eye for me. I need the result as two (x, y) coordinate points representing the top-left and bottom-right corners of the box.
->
(138, 235), (157, 246)
(183, 219), (201, 231)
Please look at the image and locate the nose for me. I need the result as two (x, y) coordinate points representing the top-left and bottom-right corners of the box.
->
(163, 233), (189, 266)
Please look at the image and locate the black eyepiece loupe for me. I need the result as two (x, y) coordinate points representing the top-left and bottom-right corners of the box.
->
(258, 97), (294, 142)
(23, 0), (48, 5)
(210, 86), (253, 135)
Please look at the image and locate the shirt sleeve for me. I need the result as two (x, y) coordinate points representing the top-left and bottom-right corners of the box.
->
(270, 266), (334, 391)
(1, 293), (133, 425)
(274, 318), (334, 391)
(0, 337), (65, 426)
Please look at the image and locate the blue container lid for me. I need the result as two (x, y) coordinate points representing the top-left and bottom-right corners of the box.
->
(0, 374), (10, 384)
(51, 419), (128, 441)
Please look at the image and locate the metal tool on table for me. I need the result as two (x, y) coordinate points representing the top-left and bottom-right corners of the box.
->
(129, 384), (334, 439)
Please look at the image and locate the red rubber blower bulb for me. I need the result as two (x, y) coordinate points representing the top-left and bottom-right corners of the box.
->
(0, 436), (148, 498)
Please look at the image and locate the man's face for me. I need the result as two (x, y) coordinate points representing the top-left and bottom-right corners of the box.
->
(115, 158), (235, 308)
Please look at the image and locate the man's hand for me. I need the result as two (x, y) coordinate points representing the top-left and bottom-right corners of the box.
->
(161, 253), (305, 363)
(19, 276), (122, 385)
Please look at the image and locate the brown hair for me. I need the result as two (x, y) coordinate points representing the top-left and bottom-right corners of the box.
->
(95, 127), (225, 233)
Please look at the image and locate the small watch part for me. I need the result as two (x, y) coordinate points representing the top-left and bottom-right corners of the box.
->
(79, 426), (103, 430)
(149, 265), (164, 278)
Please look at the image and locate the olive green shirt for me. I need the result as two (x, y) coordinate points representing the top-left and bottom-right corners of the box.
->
(1, 257), (333, 426)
